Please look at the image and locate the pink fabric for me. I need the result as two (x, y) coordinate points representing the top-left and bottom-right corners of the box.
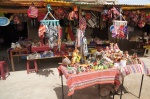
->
(28, 6), (38, 18)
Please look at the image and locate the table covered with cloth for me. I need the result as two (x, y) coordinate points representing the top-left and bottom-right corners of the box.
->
(58, 66), (121, 96)
(58, 60), (150, 97)
(120, 60), (150, 77)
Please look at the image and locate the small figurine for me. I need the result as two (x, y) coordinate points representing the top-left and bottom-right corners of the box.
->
(109, 43), (114, 52)
(114, 43), (120, 52)
(71, 48), (81, 64)
(124, 51), (129, 58)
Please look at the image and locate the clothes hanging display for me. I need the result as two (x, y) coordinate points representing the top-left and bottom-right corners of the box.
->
(45, 25), (58, 48)
(109, 7), (128, 39)
(110, 21), (128, 39)
(38, 4), (60, 49)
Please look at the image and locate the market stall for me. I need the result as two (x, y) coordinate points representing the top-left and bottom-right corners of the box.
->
(57, 43), (150, 98)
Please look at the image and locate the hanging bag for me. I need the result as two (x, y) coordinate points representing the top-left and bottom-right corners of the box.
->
(13, 14), (20, 24)
(28, 3), (38, 18)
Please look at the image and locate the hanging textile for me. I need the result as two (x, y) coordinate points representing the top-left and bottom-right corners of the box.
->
(39, 4), (60, 49)
(13, 14), (20, 24)
(76, 29), (84, 47)
(79, 17), (87, 31)
(45, 25), (58, 48)
(67, 25), (75, 41)
(27, 3), (38, 18)
(109, 7), (128, 39)
(82, 37), (88, 56)
(38, 24), (46, 38)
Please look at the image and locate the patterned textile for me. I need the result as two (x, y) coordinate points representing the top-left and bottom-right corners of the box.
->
(79, 17), (87, 31)
(120, 60), (150, 77)
(58, 66), (121, 96)
(28, 5), (38, 18)
(38, 24), (46, 38)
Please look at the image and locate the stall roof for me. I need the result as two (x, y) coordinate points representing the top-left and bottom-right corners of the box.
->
(74, 0), (150, 6)
(118, 0), (150, 5)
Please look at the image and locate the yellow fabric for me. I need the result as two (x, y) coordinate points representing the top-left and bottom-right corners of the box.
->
(66, 27), (71, 41)
(143, 45), (150, 49)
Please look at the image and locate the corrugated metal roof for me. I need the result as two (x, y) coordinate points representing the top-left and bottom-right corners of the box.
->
(118, 0), (150, 5)
(74, 0), (150, 6)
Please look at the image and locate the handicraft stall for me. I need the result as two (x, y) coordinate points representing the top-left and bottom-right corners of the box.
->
(58, 43), (150, 98)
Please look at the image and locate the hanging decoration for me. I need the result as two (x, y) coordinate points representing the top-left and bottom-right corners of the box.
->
(110, 7), (128, 39)
(9, 14), (20, 25)
(38, 4), (61, 50)
(83, 10), (99, 28)
(54, 7), (65, 20)
(123, 10), (148, 28)
(27, 2), (38, 18)
(40, 4), (59, 26)
(0, 17), (10, 26)
(68, 5), (78, 21)
(67, 25), (75, 41)
(79, 17), (87, 31)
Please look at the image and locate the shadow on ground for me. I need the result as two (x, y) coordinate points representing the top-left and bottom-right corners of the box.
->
(37, 68), (54, 77)
(53, 84), (116, 99)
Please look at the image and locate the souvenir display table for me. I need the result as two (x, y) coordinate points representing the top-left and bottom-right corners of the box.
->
(57, 43), (150, 99)
(58, 65), (121, 98)
(9, 48), (29, 71)
(58, 60), (150, 99)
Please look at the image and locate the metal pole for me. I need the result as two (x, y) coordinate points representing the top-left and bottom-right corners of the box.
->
(70, 95), (72, 99)
(120, 77), (124, 99)
(139, 74), (144, 98)
(61, 75), (64, 99)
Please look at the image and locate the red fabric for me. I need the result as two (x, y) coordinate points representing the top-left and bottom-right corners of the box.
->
(79, 17), (87, 31)
(68, 25), (75, 41)
(38, 13), (45, 22)
(58, 66), (121, 96)
(28, 6), (38, 18)
(38, 25), (46, 38)
(31, 45), (52, 53)
(0, 61), (9, 80)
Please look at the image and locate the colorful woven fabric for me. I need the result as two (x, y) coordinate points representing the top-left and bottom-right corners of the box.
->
(120, 60), (150, 77)
(58, 66), (121, 96)
(38, 24), (46, 38)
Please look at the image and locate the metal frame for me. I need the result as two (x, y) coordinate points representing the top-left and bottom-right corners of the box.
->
(120, 74), (144, 99)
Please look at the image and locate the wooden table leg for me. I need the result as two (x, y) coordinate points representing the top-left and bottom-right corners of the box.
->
(10, 52), (15, 71)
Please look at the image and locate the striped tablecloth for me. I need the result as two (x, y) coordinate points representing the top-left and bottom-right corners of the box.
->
(58, 66), (121, 96)
(120, 60), (150, 77)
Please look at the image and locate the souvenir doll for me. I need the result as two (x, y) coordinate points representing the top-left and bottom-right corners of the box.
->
(71, 49), (81, 64)
(113, 43), (120, 52)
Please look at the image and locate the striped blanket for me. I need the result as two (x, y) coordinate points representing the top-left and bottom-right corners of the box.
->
(120, 60), (150, 77)
(58, 66), (121, 96)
